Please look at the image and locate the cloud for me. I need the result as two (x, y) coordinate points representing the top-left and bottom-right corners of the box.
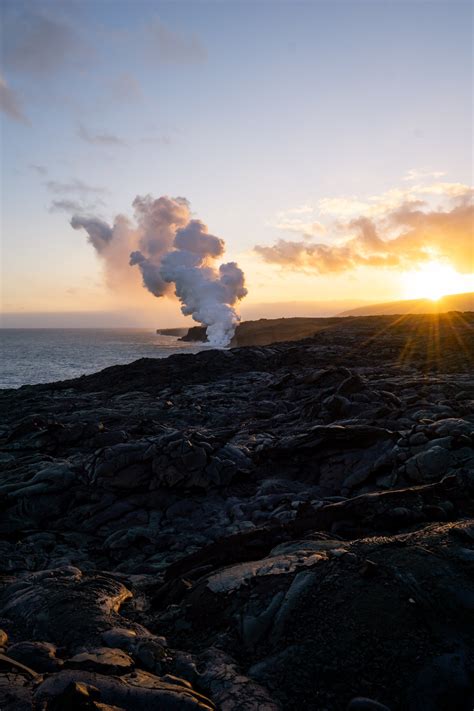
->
(283, 204), (314, 215)
(174, 220), (225, 257)
(148, 18), (207, 64)
(1, 1), (84, 75)
(0, 74), (29, 123)
(132, 194), (190, 257)
(403, 168), (446, 181)
(45, 178), (107, 196)
(71, 194), (247, 346)
(30, 163), (48, 175)
(275, 217), (326, 237)
(70, 215), (113, 252)
(78, 123), (127, 147)
(316, 181), (472, 219)
(256, 182), (474, 276)
(387, 201), (474, 273)
(273, 205), (326, 238)
(416, 182), (471, 199)
(107, 73), (142, 102)
(49, 198), (105, 214)
(71, 212), (138, 294)
(318, 196), (371, 217)
(140, 134), (172, 146)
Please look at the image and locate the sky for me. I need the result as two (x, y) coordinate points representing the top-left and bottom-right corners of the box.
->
(1, 0), (472, 328)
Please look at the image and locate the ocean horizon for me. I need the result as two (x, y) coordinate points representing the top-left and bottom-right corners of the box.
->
(0, 328), (208, 389)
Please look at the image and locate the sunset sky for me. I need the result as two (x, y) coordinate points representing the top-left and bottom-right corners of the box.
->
(1, 0), (472, 327)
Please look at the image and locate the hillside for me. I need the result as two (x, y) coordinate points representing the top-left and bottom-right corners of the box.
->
(338, 291), (474, 317)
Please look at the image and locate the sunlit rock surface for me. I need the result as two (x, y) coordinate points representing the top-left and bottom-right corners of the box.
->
(1, 313), (473, 710)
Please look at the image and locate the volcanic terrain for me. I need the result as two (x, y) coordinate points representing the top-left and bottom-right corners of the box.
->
(1, 312), (474, 711)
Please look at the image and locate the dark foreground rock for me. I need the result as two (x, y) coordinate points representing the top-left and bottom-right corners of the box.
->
(1, 313), (474, 710)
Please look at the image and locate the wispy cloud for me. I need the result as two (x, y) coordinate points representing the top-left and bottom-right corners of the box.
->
(318, 196), (372, 217)
(2, 2), (85, 75)
(282, 204), (314, 216)
(140, 134), (172, 146)
(0, 74), (29, 124)
(45, 178), (107, 196)
(107, 72), (142, 102)
(403, 168), (446, 182)
(275, 217), (326, 237)
(49, 198), (105, 214)
(273, 205), (326, 238)
(30, 163), (48, 175)
(148, 17), (207, 64)
(78, 123), (127, 147)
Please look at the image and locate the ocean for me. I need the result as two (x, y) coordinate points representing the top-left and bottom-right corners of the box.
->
(0, 329), (208, 389)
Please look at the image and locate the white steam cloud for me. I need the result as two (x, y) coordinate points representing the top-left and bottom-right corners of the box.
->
(71, 195), (247, 347)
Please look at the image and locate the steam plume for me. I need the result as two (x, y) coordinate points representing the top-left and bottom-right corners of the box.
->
(71, 195), (247, 346)
(70, 215), (112, 251)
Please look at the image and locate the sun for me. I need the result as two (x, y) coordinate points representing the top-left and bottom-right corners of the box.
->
(400, 260), (464, 301)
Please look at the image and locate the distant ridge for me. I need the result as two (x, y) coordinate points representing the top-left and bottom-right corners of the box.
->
(337, 291), (474, 317)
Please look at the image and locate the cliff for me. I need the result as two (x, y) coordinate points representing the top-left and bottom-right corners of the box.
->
(230, 316), (345, 346)
(179, 325), (208, 342)
(179, 317), (347, 346)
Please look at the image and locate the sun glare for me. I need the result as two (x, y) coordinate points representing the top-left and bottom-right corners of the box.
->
(401, 261), (465, 302)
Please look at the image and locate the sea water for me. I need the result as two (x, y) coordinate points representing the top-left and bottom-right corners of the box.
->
(0, 328), (207, 389)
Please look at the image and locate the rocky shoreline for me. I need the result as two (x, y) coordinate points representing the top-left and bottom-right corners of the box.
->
(1, 313), (474, 710)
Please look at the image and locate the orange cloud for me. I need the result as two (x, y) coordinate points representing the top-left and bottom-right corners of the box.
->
(256, 186), (473, 275)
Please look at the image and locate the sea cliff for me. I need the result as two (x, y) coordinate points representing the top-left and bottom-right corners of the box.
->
(179, 317), (349, 346)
